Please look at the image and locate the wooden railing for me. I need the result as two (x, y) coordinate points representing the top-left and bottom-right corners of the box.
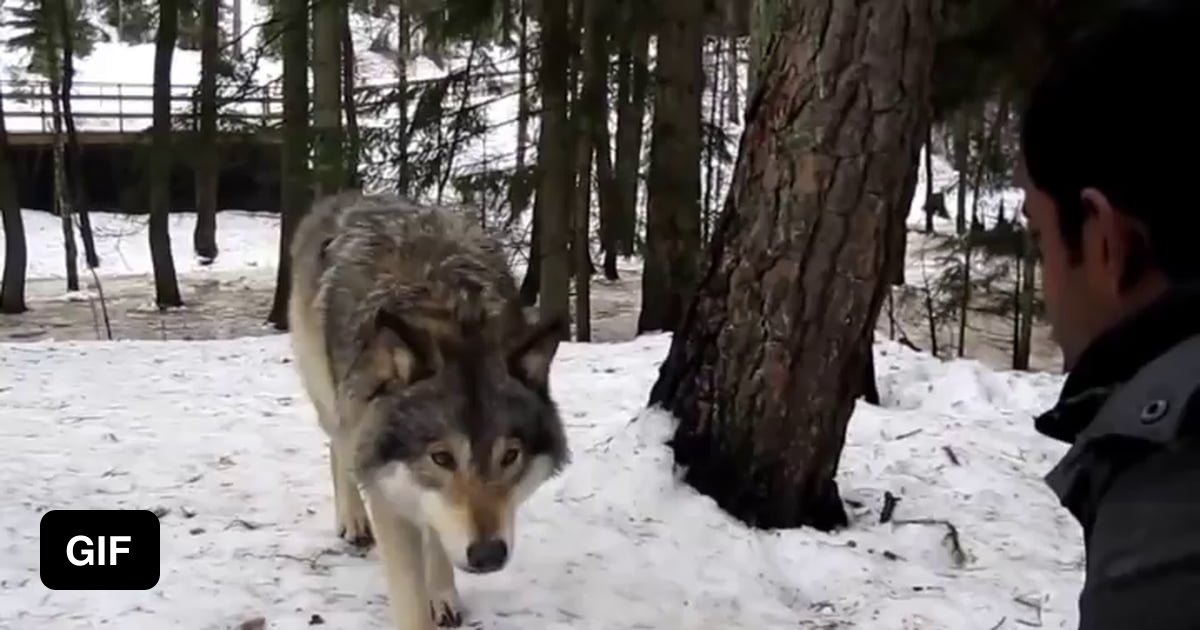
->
(0, 79), (284, 134)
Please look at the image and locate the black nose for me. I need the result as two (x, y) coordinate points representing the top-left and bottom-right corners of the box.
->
(466, 539), (508, 572)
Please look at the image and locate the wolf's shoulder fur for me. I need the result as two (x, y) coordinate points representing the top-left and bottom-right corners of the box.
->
(291, 192), (525, 391)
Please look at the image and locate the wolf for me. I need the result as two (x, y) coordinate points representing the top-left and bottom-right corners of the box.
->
(286, 191), (570, 629)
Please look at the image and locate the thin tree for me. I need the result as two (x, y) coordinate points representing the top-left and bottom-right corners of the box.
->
(637, 0), (703, 334)
(952, 110), (969, 235)
(536, 0), (571, 323)
(394, 0), (409, 196)
(149, 0), (183, 307)
(1014, 203), (1037, 370)
(0, 83), (27, 314)
(571, 0), (607, 341)
(649, 0), (940, 530)
(44, 0), (78, 292)
(232, 0), (243, 58)
(266, 0), (310, 328)
(341, 5), (362, 188)
(194, 0), (220, 264)
(612, 0), (648, 260)
(312, 0), (344, 197)
(58, 0), (99, 269)
(592, 2), (620, 282)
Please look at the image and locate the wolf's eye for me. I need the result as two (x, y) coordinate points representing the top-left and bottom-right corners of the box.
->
(500, 448), (520, 468)
(430, 451), (456, 470)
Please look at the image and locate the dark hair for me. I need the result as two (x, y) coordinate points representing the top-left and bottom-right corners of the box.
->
(1019, 0), (1200, 284)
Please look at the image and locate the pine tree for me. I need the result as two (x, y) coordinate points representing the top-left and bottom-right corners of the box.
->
(650, 0), (941, 530)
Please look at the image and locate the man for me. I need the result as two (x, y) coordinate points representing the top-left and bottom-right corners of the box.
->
(1018, 1), (1200, 628)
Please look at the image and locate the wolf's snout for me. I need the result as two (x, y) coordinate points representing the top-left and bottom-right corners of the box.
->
(466, 539), (508, 572)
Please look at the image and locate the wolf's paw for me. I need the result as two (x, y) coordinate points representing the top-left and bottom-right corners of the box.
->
(428, 590), (463, 627)
(336, 512), (374, 548)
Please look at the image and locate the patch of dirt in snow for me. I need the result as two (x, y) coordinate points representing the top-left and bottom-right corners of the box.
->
(0, 334), (1083, 629)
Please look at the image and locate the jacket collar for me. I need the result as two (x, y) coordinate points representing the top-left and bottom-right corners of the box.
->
(1035, 283), (1200, 443)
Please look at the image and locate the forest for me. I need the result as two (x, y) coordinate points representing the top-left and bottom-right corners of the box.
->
(0, 0), (1125, 531)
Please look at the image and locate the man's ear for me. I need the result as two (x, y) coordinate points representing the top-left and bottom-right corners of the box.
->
(507, 316), (569, 392)
(368, 309), (440, 389)
(1080, 187), (1148, 295)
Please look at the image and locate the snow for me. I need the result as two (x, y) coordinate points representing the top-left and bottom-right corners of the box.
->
(8, 208), (280, 280)
(0, 325), (1085, 629)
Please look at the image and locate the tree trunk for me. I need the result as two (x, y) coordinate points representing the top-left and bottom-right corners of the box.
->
(953, 111), (969, 235)
(341, 6), (362, 189)
(572, 0), (606, 341)
(232, 0), (243, 58)
(613, 1), (648, 258)
(923, 125), (935, 233)
(59, 0), (99, 269)
(150, 0), (183, 307)
(194, 0), (219, 264)
(519, 189), (542, 306)
(0, 83), (27, 314)
(1015, 208), (1036, 370)
(648, 0), (940, 531)
(395, 1), (410, 196)
(593, 4), (620, 282)
(536, 0), (571, 323)
(312, 0), (343, 197)
(724, 0), (740, 124)
(512, 0), (531, 225)
(266, 0), (309, 328)
(637, 0), (703, 334)
(45, 8), (78, 293)
(702, 38), (720, 246)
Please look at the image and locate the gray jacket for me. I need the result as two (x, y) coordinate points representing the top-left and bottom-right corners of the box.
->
(1035, 288), (1200, 630)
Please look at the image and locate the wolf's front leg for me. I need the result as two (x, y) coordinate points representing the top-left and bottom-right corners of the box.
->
(330, 441), (373, 547)
(365, 492), (435, 630)
(424, 528), (463, 627)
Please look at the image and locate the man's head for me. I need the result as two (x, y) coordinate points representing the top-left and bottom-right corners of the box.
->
(1018, 0), (1199, 369)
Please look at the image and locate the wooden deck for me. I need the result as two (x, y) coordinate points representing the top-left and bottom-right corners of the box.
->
(2, 79), (285, 212)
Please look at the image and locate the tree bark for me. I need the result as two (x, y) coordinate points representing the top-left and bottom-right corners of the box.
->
(536, 0), (571, 323)
(613, 0), (648, 258)
(312, 0), (343, 197)
(194, 0), (219, 264)
(59, 0), (99, 269)
(0, 83), (26, 314)
(266, 0), (309, 328)
(649, 0), (940, 531)
(638, 0), (703, 334)
(149, 0), (183, 307)
(342, 6), (362, 189)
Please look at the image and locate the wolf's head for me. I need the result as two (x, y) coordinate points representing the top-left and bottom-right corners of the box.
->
(352, 298), (569, 573)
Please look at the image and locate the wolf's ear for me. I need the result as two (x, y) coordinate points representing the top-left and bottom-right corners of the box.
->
(507, 316), (569, 392)
(370, 309), (440, 387)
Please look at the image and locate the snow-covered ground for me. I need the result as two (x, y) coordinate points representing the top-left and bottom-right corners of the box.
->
(0, 325), (1082, 629)
(14, 209), (279, 281)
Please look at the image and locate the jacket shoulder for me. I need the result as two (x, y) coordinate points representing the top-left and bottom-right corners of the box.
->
(1045, 334), (1200, 524)
(1078, 332), (1200, 445)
